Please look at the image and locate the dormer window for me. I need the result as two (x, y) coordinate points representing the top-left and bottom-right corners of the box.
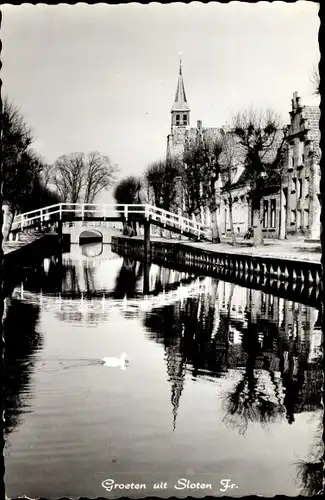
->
(175, 114), (180, 125)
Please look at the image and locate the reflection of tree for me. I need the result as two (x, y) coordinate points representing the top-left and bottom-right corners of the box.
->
(62, 264), (81, 294)
(3, 299), (42, 434)
(296, 412), (324, 496)
(83, 263), (96, 293)
(113, 258), (143, 299)
(223, 323), (285, 435)
(145, 281), (225, 380)
(16, 256), (63, 294)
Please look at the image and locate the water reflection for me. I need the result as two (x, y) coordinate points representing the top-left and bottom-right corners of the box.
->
(14, 247), (202, 326)
(3, 298), (42, 434)
(81, 241), (103, 258)
(295, 412), (324, 496)
(3, 244), (324, 497)
(113, 258), (144, 299)
(144, 280), (323, 437)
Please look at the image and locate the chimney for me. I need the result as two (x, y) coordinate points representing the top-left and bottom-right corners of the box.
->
(291, 91), (298, 111)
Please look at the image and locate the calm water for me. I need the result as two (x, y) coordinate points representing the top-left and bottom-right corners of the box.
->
(3, 242), (323, 498)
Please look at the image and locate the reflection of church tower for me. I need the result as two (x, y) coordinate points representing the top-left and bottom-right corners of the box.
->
(165, 340), (186, 431)
(167, 58), (191, 159)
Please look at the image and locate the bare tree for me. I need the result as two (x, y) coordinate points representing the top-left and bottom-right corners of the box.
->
(39, 163), (54, 190)
(1, 99), (34, 212)
(310, 65), (320, 96)
(84, 151), (118, 203)
(182, 135), (223, 243)
(219, 129), (246, 245)
(145, 157), (181, 211)
(52, 153), (85, 204)
(233, 108), (286, 246)
(144, 161), (164, 207)
(1, 99), (51, 237)
(52, 151), (118, 205)
(114, 176), (143, 236)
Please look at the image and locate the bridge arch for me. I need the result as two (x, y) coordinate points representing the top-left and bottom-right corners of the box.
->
(79, 229), (103, 245)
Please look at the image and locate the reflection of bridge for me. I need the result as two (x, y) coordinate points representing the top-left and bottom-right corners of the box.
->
(11, 203), (212, 242)
(13, 277), (213, 315)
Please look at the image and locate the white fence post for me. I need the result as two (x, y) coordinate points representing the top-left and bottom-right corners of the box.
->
(81, 204), (85, 221)
(124, 205), (128, 221)
(180, 216), (184, 234)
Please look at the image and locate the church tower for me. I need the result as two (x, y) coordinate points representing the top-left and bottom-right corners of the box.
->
(167, 58), (191, 159)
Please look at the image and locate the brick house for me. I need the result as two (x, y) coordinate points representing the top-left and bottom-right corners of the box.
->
(280, 92), (320, 240)
(218, 133), (283, 239)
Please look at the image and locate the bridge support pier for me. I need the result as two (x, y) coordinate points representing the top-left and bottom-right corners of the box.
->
(144, 220), (151, 263)
(57, 220), (63, 245)
(143, 262), (150, 295)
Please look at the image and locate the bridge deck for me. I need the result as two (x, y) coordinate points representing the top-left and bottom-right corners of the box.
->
(10, 203), (213, 242)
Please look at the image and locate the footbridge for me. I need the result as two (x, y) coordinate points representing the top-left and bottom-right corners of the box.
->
(11, 203), (212, 243)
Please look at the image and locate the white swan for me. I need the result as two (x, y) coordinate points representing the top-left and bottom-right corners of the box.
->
(100, 353), (129, 370)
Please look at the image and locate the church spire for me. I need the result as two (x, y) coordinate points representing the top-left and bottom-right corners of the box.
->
(171, 57), (190, 113)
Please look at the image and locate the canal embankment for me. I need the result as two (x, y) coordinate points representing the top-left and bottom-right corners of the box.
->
(2, 232), (63, 284)
(111, 235), (322, 291)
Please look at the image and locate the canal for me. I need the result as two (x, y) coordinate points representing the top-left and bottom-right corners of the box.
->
(3, 242), (323, 498)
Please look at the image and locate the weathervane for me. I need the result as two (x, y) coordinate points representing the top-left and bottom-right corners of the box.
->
(178, 51), (183, 74)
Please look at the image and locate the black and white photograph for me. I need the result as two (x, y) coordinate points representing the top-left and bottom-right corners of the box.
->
(0, 2), (323, 498)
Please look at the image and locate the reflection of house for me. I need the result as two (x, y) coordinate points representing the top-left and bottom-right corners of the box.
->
(145, 265), (322, 423)
(280, 92), (320, 240)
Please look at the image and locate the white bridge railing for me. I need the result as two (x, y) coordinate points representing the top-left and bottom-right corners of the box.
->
(13, 277), (212, 316)
(12, 203), (212, 240)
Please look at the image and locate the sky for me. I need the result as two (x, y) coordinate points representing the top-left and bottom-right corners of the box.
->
(1, 2), (320, 197)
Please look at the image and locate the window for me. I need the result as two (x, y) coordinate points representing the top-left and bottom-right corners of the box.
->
(298, 179), (303, 199)
(291, 177), (296, 193)
(263, 200), (268, 228)
(299, 140), (305, 165)
(291, 210), (296, 225)
(297, 209), (301, 228)
(175, 114), (180, 125)
(292, 157), (295, 169)
(288, 146), (294, 170)
(183, 114), (188, 125)
(305, 177), (309, 197)
(302, 153), (305, 165)
(270, 199), (276, 228)
(304, 209), (309, 228)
